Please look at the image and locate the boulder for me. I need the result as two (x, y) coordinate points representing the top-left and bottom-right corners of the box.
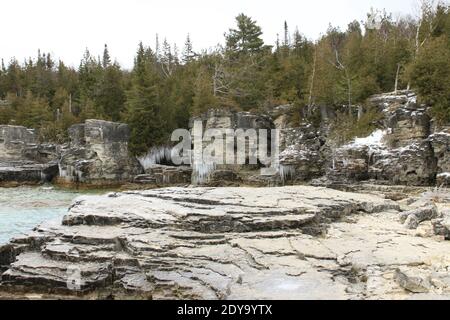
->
(394, 268), (432, 293)
(399, 205), (439, 229)
(432, 218), (450, 240)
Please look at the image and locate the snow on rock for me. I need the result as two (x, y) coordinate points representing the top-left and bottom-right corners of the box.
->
(346, 130), (387, 149)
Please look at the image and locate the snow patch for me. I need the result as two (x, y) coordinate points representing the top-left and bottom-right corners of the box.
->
(430, 132), (450, 138)
(343, 130), (388, 154)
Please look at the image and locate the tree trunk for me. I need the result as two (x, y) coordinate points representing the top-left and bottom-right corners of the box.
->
(307, 44), (317, 116)
(357, 106), (363, 120)
(345, 69), (352, 116)
(394, 64), (401, 94)
(69, 93), (72, 114)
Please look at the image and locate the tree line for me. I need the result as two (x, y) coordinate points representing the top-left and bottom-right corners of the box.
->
(0, 1), (449, 154)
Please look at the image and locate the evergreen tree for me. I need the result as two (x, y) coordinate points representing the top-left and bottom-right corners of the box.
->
(102, 44), (111, 68)
(182, 34), (195, 63)
(125, 43), (167, 155)
(410, 35), (450, 124)
(95, 62), (125, 121)
(225, 14), (265, 55)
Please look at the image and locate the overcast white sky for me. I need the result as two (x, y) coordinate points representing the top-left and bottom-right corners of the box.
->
(0, 0), (421, 69)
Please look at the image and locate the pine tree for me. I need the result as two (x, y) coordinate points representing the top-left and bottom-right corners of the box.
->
(225, 14), (265, 55)
(102, 44), (111, 68)
(125, 43), (167, 155)
(283, 21), (290, 48)
(182, 34), (195, 63)
(410, 35), (450, 124)
(95, 62), (125, 121)
(193, 65), (217, 115)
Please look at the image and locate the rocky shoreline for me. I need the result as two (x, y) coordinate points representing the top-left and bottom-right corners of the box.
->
(0, 185), (449, 300)
(1, 91), (449, 189)
(1, 90), (450, 300)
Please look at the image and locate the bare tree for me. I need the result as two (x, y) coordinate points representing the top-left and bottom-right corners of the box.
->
(212, 62), (229, 96)
(394, 63), (402, 94)
(405, 0), (439, 90)
(415, 0), (438, 55)
(332, 49), (352, 115)
(307, 42), (317, 116)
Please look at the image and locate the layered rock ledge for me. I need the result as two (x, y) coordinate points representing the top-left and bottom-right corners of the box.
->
(0, 125), (59, 186)
(2, 185), (450, 300)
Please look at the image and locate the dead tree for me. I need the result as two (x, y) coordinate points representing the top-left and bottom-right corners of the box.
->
(307, 43), (317, 116)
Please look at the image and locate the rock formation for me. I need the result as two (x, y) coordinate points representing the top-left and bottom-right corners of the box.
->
(134, 164), (192, 185)
(57, 120), (142, 187)
(430, 127), (450, 186)
(320, 91), (440, 186)
(277, 126), (326, 183)
(2, 185), (450, 300)
(189, 109), (275, 185)
(0, 125), (59, 185)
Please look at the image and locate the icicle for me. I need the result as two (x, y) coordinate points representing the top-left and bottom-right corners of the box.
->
(138, 146), (173, 170)
(192, 161), (215, 185)
(278, 164), (296, 183)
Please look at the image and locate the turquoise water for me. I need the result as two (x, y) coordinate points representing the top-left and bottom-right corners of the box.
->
(0, 186), (96, 244)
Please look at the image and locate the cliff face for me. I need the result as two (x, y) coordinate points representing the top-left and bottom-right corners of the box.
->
(188, 109), (275, 185)
(0, 125), (59, 185)
(0, 125), (38, 159)
(0, 120), (143, 187)
(57, 120), (142, 186)
(175, 91), (447, 187)
(270, 91), (448, 187)
(0, 90), (447, 188)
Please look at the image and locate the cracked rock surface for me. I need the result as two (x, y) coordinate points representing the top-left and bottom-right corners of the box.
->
(1, 186), (450, 300)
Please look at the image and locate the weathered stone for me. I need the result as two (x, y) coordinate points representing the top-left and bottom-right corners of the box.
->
(278, 125), (326, 182)
(134, 165), (192, 185)
(327, 145), (370, 182)
(430, 130), (450, 186)
(432, 218), (450, 240)
(322, 92), (437, 185)
(0, 186), (406, 299)
(57, 120), (142, 186)
(369, 141), (437, 185)
(394, 268), (431, 293)
(2, 185), (450, 300)
(189, 109), (274, 185)
(399, 205), (438, 229)
(0, 125), (38, 159)
(0, 126), (60, 185)
(190, 109), (274, 132)
(0, 161), (58, 185)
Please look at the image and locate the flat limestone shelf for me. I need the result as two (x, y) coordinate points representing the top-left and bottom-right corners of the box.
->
(1, 185), (450, 300)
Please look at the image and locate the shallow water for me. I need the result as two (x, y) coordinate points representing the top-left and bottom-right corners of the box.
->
(0, 186), (99, 244)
